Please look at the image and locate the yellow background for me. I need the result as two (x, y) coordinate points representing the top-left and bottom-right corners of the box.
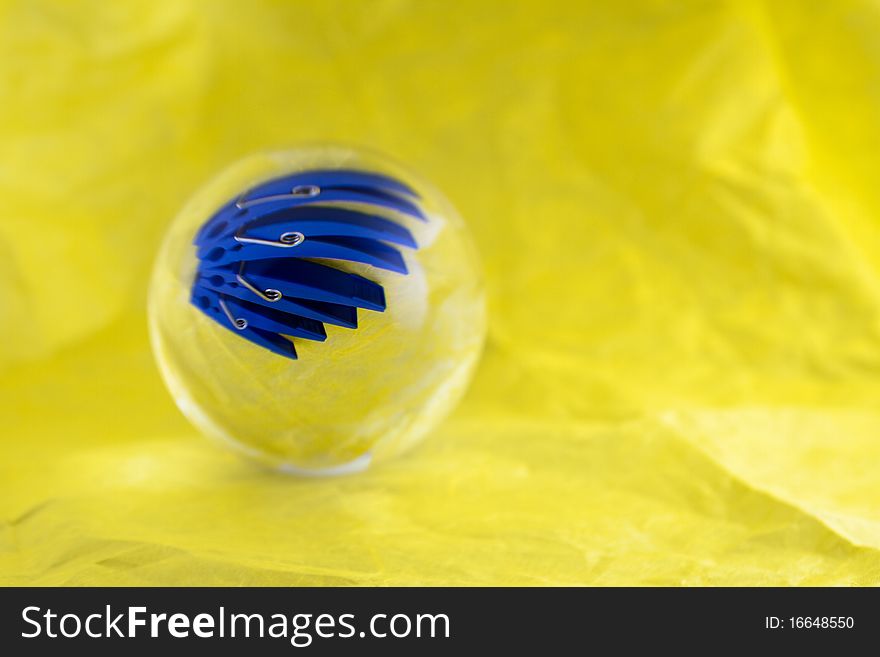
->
(3, 0), (880, 585)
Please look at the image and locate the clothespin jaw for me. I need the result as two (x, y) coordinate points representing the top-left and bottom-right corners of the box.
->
(189, 168), (424, 359)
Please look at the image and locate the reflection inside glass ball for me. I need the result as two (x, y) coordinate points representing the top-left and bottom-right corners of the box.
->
(148, 146), (486, 475)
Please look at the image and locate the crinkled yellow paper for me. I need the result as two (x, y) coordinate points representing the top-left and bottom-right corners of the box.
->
(3, 0), (880, 585)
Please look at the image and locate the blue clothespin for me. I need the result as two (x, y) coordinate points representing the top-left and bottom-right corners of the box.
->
(197, 206), (416, 272)
(195, 169), (425, 248)
(190, 168), (424, 359)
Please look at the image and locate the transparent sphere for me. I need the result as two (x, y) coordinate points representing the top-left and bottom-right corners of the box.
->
(149, 146), (486, 474)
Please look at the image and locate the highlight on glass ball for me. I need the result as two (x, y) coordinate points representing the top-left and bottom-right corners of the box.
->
(148, 145), (487, 474)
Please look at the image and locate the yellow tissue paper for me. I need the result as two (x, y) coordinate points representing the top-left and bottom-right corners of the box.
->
(3, 0), (880, 585)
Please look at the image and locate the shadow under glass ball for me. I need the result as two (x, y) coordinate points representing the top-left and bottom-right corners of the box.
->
(148, 146), (486, 475)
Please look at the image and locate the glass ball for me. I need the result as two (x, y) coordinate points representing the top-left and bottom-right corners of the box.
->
(148, 146), (486, 474)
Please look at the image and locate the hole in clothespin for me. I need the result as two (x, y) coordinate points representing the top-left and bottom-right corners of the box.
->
(209, 275), (225, 287)
(206, 246), (225, 262)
